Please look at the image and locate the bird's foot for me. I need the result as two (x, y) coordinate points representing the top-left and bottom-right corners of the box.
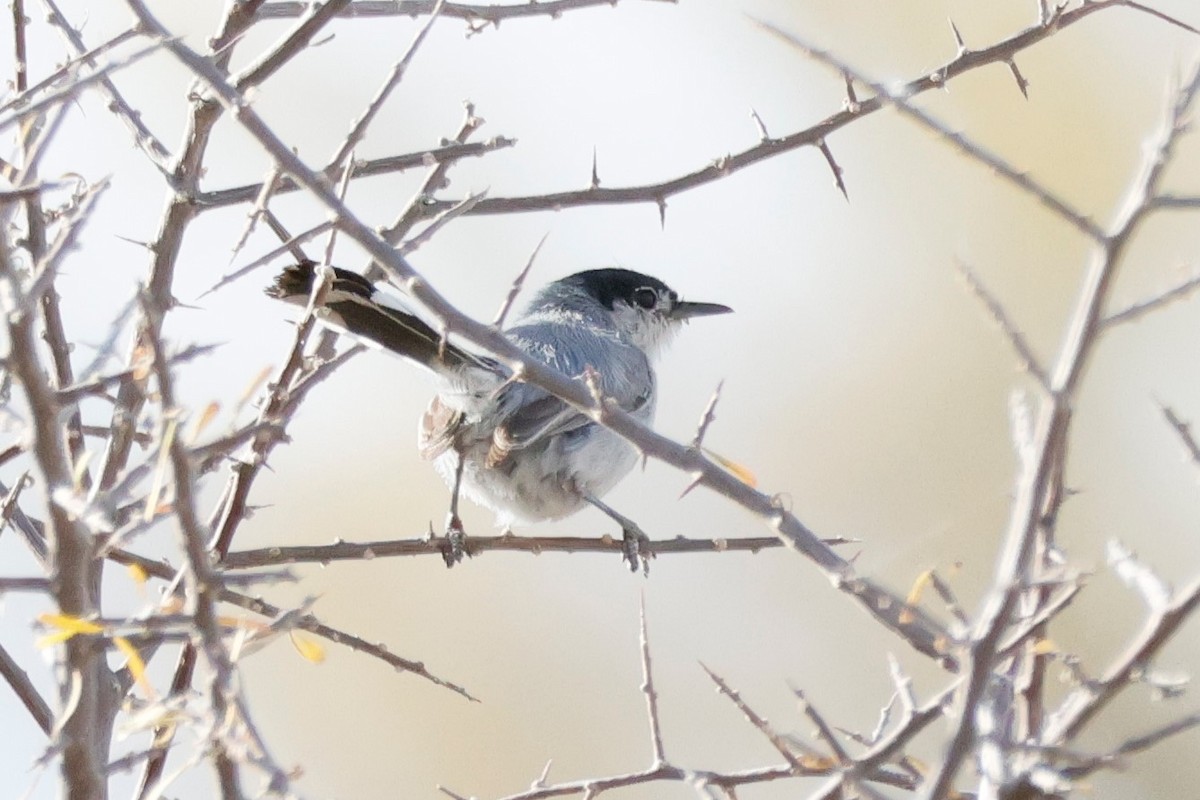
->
(621, 522), (653, 576)
(442, 513), (467, 568)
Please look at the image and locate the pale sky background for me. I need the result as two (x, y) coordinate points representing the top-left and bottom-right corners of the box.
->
(2, 1), (1200, 798)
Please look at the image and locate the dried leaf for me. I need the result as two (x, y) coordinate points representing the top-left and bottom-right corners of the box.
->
(188, 402), (220, 443)
(236, 365), (273, 414)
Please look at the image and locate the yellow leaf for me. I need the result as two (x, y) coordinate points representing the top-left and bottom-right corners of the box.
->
(1032, 638), (1058, 655)
(702, 448), (758, 487)
(289, 630), (326, 664)
(38, 613), (103, 634)
(906, 569), (934, 607)
(113, 637), (156, 698)
(35, 613), (103, 648)
(127, 563), (149, 586)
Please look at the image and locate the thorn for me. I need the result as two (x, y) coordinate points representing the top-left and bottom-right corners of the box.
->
(113, 234), (154, 251)
(590, 147), (600, 189)
(842, 71), (860, 112)
(493, 232), (548, 329)
(816, 139), (849, 201)
(1008, 59), (1030, 99)
(749, 108), (770, 141)
(678, 472), (703, 499)
(948, 17), (966, 56)
(656, 196), (667, 229)
(691, 380), (724, 449)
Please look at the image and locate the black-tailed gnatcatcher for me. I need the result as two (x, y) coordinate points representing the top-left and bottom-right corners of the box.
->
(267, 261), (731, 571)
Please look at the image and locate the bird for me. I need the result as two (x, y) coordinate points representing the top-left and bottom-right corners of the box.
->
(266, 260), (732, 571)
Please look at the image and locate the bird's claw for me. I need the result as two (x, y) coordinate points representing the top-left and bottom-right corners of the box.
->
(442, 513), (467, 567)
(621, 523), (652, 576)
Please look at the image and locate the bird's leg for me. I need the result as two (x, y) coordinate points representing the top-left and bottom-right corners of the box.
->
(443, 455), (467, 567)
(585, 495), (652, 575)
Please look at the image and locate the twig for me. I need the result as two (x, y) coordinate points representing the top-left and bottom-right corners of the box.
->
(39, 0), (173, 173)
(492, 233), (547, 328)
(754, 19), (1103, 242)
(397, 190), (486, 255)
(1040, 575), (1200, 744)
(194, 139), (516, 209)
(1161, 404), (1200, 466)
(0, 640), (52, 733)
(638, 598), (667, 766)
(222, 533), (798, 568)
(202, 220), (334, 297)
(703, 664), (807, 771)
(375, 102), (484, 254)
(1102, 268), (1200, 327)
(100, 545), (476, 700)
(233, 0), (352, 90)
(793, 687), (850, 764)
(956, 260), (1050, 389)
(258, 0), (672, 25)
(140, 293), (255, 797)
(324, 0), (446, 172)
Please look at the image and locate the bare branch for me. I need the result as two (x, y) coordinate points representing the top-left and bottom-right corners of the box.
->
(638, 599), (667, 766)
(1102, 267), (1200, 327)
(221, 532), (795, 568)
(492, 232), (547, 329)
(0, 640), (52, 734)
(755, 19), (1103, 241)
(956, 259), (1050, 389)
(39, 0), (173, 172)
(194, 138), (516, 209)
(233, 0), (353, 91)
(325, 0), (446, 172)
(258, 0), (673, 25)
(703, 664), (808, 771)
(403, 2), (1144, 224)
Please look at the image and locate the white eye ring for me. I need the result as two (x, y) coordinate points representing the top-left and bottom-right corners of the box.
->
(632, 287), (658, 310)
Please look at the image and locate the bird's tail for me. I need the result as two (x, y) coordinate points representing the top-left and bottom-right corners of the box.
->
(266, 260), (481, 371)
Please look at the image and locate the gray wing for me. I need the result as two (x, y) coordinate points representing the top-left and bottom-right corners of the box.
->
(484, 321), (654, 466)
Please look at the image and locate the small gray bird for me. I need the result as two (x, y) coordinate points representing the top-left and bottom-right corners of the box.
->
(267, 261), (731, 570)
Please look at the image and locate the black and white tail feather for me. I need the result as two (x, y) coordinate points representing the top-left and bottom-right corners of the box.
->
(266, 260), (488, 372)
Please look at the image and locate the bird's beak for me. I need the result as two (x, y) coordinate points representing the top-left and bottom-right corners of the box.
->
(670, 300), (733, 320)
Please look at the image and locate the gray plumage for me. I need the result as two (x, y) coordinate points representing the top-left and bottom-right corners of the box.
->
(267, 262), (731, 559)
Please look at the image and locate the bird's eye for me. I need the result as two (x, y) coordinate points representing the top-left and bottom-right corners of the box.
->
(632, 287), (658, 309)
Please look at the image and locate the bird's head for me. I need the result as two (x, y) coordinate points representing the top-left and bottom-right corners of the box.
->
(551, 268), (732, 357)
